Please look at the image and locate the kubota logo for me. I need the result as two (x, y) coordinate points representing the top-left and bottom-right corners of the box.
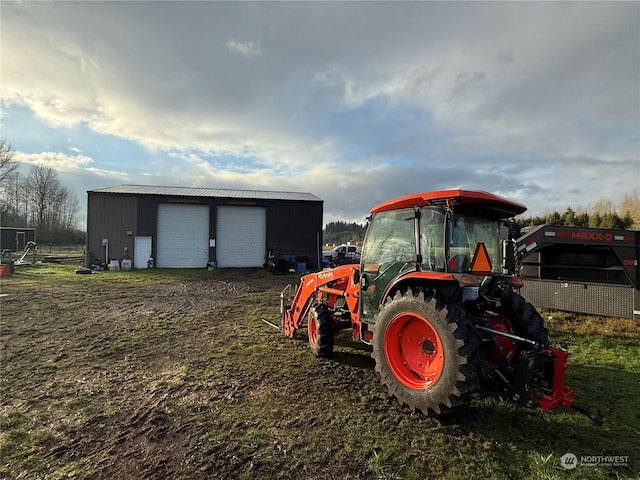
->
(317, 271), (334, 280)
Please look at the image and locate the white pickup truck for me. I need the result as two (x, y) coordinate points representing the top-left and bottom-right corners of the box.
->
(322, 244), (361, 266)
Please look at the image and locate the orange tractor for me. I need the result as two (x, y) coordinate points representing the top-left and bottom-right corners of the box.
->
(280, 189), (588, 417)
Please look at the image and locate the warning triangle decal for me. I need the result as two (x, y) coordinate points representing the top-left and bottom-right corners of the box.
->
(470, 242), (493, 275)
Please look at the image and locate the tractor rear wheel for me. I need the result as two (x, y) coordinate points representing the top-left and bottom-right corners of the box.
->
(308, 304), (334, 358)
(371, 290), (480, 415)
(498, 291), (549, 350)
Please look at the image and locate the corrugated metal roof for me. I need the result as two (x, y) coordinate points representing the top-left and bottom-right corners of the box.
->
(88, 184), (322, 202)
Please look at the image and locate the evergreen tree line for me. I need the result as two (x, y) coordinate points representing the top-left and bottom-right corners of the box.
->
(0, 142), (83, 244)
(515, 207), (634, 230)
(515, 192), (639, 231)
(323, 221), (366, 245)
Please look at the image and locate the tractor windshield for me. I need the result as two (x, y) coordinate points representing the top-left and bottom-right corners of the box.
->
(447, 214), (501, 273)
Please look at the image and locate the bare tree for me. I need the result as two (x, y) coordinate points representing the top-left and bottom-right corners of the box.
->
(590, 196), (617, 215)
(60, 187), (80, 229)
(0, 170), (27, 226)
(0, 142), (27, 226)
(620, 190), (640, 229)
(27, 165), (56, 230)
(0, 140), (19, 187)
(1, 160), (81, 237)
(25, 164), (80, 233)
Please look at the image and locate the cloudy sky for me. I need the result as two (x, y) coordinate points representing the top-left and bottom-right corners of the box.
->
(2, 1), (639, 227)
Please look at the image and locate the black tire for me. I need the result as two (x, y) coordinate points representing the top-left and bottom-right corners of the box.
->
(371, 290), (480, 415)
(308, 304), (334, 358)
(499, 291), (549, 350)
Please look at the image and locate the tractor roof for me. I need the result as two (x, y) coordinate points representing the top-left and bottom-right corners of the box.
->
(370, 189), (527, 219)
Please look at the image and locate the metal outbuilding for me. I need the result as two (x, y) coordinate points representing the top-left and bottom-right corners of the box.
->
(86, 185), (323, 269)
(0, 227), (36, 253)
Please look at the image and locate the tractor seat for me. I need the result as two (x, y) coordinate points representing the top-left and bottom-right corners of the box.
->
(449, 254), (470, 272)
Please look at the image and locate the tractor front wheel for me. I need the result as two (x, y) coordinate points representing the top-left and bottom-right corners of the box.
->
(371, 290), (480, 415)
(308, 304), (334, 358)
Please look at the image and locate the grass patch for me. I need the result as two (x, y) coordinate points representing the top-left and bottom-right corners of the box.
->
(1, 266), (638, 479)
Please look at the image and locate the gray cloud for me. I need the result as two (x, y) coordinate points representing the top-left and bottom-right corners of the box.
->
(2, 1), (638, 223)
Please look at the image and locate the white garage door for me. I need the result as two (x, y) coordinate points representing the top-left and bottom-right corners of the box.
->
(216, 206), (266, 267)
(157, 204), (209, 268)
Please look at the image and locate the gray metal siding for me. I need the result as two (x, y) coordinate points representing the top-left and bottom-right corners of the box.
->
(265, 199), (324, 269)
(136, 196), (157, 236)
(86, 193), (137, 265)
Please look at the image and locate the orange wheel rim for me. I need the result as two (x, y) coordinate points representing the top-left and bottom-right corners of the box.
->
(308, 314), (318, 347)
(384, 312), (444, 389)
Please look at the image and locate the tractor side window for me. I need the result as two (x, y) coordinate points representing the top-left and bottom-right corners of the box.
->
(419, 207), (446, 271)
(360, 209), (416, 322)
(448, 215), (501, 273)
(449, 216), (472, 272)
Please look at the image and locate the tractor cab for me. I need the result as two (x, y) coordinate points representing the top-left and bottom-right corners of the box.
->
(359, 190), (526, 323)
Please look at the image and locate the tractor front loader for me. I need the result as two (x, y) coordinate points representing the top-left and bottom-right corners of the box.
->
(281, 189), (596, 419)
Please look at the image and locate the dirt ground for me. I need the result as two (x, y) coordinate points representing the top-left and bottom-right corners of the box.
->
(0, 269), (384, 478)
(1, 266), (638, 479)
